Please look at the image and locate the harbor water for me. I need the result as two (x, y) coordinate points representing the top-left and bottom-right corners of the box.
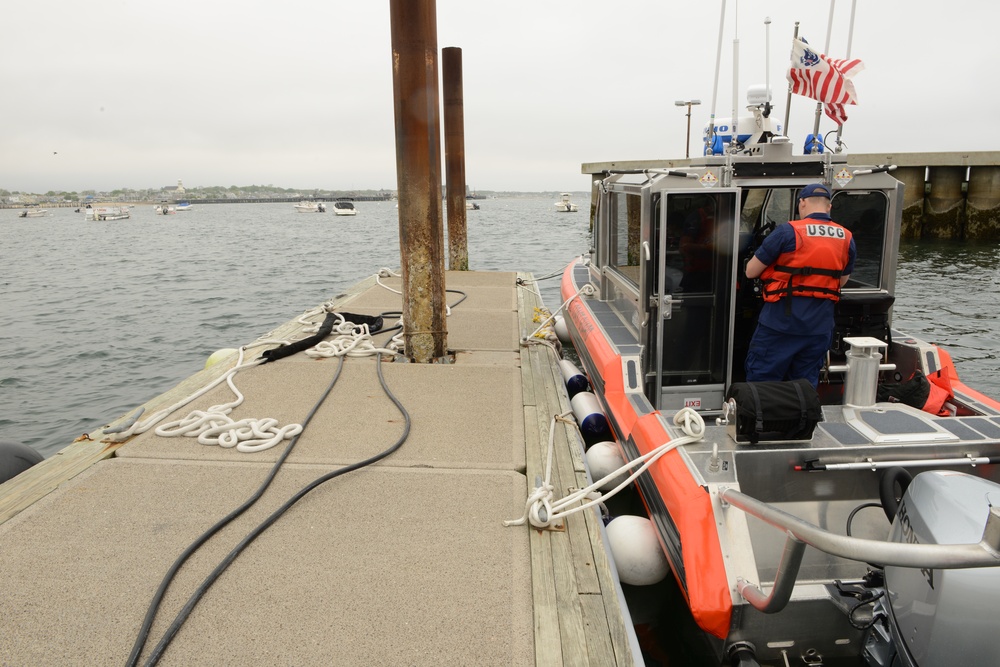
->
(2, 196), (999, 460)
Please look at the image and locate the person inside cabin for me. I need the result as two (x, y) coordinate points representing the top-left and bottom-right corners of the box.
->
(743, 183), (856, 388)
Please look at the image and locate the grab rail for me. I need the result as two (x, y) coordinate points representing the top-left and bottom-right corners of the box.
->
(718, 486), (1000, 613)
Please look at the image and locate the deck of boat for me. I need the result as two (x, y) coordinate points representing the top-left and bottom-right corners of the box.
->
(0, 271), (636, 666)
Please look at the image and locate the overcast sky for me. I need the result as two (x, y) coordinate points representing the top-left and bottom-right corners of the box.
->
(3, 1), (996, 193)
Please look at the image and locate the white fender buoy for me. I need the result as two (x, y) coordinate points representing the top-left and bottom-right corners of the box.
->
(0, 440), (43, 484)
(559, 359), (589, 398)
(606, 515), (669, 586)
(586, 441), (628, 491)
(205, 348), (239, 369)
(570, 391), (611, 448)
(553, 314), (571, 345)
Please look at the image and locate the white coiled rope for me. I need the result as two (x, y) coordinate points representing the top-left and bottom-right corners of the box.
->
(106, 342), (295, 452)
(106, 306), (403, 453)
(304, 316), (403, 359)
(503, 407), (706, 529)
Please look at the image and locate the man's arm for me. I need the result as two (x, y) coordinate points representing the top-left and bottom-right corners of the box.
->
(745, 256), (768, 279)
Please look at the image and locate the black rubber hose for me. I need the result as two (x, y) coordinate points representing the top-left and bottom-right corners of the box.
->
(124, 356), (346, 667)
(142, 353), (410, 666)
(878, 466), (913, 522)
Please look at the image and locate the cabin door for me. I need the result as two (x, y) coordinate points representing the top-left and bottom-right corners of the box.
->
(650, 189), (739, 412)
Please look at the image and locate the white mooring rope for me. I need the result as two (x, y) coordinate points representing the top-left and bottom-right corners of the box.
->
(503, 407), (706, 529)
(106, 306), (403, 453)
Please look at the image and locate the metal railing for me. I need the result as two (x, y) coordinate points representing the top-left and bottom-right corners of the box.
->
(719, 486), (1000, 613)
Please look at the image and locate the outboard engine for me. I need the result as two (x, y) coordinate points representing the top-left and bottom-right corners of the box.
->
(863, 471), (1000, 666)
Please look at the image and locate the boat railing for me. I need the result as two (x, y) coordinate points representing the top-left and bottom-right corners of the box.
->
(717, 486), (1000, 613)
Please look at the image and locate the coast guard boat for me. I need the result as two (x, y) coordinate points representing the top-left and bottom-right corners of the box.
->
(559, 93), (1000, 666)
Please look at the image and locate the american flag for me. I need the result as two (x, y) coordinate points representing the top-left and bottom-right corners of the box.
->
(787, 37), (864, 126)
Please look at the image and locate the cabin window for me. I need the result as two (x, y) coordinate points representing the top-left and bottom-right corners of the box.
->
(609, 192), (642, 286)
(743, 187), (888, 290)
(831, 191), (888, 289)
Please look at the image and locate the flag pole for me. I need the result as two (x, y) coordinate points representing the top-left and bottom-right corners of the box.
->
(810, 0), (837, 152)
(782, 21), (799, 139)
(834, 0), (858, 152)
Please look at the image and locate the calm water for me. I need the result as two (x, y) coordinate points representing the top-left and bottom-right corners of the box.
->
(1, 197), (590, 458)
(2, 198), (999, 459)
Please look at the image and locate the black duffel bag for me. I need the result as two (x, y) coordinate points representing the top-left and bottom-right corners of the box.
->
(725, 378), (823, 444)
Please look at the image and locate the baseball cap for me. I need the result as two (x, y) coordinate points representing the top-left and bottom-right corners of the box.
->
(798, 183), (832, 200)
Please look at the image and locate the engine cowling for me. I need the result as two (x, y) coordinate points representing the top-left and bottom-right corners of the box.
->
(883, 470), (1000, 666)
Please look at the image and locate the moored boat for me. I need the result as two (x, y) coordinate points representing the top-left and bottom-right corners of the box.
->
(333, 199), (357, 216)
(553, 26), (1000, 667)
(554, 192), (578, 212)
(87, 206), (130, 221)
(294, 201), (326, 213)
(18, 208), (49, 218)
(175, 201), (193, 212)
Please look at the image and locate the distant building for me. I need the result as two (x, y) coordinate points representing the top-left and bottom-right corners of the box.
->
(159, 179), (186, 199)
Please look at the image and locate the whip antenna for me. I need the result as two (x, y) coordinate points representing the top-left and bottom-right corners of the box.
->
(810, 0), (837, 149)
(834, 0), (858, 151)
(707, 0), (727, 155)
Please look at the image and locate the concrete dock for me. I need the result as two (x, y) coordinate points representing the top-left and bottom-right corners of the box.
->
(0, 270), (636, 666)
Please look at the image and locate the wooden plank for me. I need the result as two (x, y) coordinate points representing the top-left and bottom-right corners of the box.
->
(579, 593), (618, 666)
(528, 519), (565, 664)
(549, 513), (591, 664)
(517, 270), (637, 666)
(583, 490), (636, 665)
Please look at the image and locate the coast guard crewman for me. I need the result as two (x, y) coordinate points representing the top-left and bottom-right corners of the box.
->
(744, 183), (856, 388)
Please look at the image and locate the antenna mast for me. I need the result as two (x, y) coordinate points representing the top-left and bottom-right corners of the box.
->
(834, 0), (858, 152)
(707, 0), (727, 155)
(810, 0), (837, 152)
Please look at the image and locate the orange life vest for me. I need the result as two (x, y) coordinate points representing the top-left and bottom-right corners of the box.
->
(761, 218), (852, 303)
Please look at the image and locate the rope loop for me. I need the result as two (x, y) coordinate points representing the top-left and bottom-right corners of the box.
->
(504, 408), (706, 529)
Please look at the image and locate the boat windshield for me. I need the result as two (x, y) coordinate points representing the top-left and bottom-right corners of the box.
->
(741, 187), (888, 290)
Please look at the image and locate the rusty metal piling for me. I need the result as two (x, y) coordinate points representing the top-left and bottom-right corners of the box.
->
(443, 46), (469, 272)
(389, 0), (448, 362)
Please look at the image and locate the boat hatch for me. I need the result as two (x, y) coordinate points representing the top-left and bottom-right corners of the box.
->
(842, 405), (959, 444)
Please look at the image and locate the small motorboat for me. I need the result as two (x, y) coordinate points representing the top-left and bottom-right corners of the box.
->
(333, 199), (357, 216)
(294, 201), (325, 213)
(554, 193), (578, 212)
(89, 206), (130, 221)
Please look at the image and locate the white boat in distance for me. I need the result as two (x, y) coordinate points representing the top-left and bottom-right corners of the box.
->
(175, 201), (193, 212)
(294, 201), (326, 213)
(87, 206), (130, 221)
(554, 193), (578, 212)
(154, 205), (177, 215)
(18, 209), (48, 218)
(333, 200), (357, 216)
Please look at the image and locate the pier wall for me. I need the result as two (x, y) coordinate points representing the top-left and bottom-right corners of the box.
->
(851, 152), (1000, 240)
(582, 151), (1000, 240)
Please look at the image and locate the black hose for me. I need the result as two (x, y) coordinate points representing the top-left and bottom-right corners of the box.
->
(879, 467), (913, 522)
(124, 355), (346, 667)
(142, 353), (410, 665)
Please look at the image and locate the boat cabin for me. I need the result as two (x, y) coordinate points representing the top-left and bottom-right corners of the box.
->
(583, 140), (902, 414)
